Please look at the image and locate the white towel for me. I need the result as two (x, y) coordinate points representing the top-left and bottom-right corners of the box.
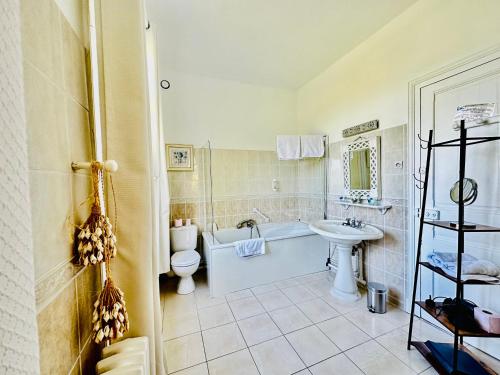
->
(234, 238), (266, 257)
(427, 252), (500, 279)
(301, 135), (324, 158)
(277, 135), (301, 160)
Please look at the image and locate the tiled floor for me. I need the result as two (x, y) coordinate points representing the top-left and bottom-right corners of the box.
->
(161, 270), (500, 375)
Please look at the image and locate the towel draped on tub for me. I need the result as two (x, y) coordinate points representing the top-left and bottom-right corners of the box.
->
(234, 238), (266, 257)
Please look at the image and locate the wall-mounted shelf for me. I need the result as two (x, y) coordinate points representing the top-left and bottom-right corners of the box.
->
(334, 200), (392, 215)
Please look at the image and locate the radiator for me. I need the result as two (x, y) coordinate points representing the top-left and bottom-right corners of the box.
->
(96, 337), (150, 374)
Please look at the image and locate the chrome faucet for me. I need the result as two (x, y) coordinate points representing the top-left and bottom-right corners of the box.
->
(236, 219), (260, 238)
(342, 217), (363, 228)
(236, 219), (257, 229)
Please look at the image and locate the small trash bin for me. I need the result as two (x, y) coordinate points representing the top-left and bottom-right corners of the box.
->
(367, 282), (387, 314)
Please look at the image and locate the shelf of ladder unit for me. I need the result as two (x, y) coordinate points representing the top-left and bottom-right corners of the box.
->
(431, 136), (500, 148)
(410, 341), (498, 375)
(423, 220), (500, 232)
(419, 262), (500, 285)
(415, 301), (500, 338)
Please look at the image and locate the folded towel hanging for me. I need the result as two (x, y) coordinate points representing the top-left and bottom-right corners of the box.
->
(276, 135), (300, 160)
(234, 238), (266, 258)
(300, 135), (324, 158)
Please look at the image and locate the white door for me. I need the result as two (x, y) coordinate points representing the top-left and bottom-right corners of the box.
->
(413, 54), (500, 358)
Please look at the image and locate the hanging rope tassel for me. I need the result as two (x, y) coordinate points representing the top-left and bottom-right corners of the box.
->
(91, 274), (129, 343)
(76, 162), (117, 265)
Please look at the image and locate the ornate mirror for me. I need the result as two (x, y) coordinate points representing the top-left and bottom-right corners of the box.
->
(342, 135), (381, 199)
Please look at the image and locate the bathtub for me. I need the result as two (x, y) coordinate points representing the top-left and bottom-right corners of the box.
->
(202, 221), (329, 297)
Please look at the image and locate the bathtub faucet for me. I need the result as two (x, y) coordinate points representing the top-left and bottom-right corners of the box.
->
(252, 208), (271, 223)
(236, 219), (258, 229)
(236, 219), (261, 238)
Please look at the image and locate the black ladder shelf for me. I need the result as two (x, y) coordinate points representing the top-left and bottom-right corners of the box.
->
(407, 119), (500, 375)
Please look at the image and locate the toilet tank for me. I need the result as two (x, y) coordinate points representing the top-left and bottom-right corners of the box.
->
(170, 225), (198, 252)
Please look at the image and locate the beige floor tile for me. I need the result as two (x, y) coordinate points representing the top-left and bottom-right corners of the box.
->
(384, 305), (411, 327)
(195, 287), (226, 309)
(238, 313), (282, 346)
(256, 290), (293, 312)
(309, 353), (363, 375)
(225, 289), (253, 302)
(285, 326), (340, 366)
(269, 305), (312, 334)
(163, 309), (200, 340)
(281, 285), (316, 304)
(251, 283), (278, 295)
(229, 296), (265, 320)
(207, 349), (259, 375)
(198, 303), (234, 330)
(345, 308), (399, 337)
(317, 316), (370, 351)
(345, 340), (416, 375)
(404, 319), (453, 343)
(296, 298), (339, 323)
(419, 367), (439, 375)
(274, 278), (299, 289)
(305, 280), (332, 297)
(202, 323), (246, 360)
(320, 292), (367, 314)
(376, 328), (430, 373)
(165, 333), (206, 373)
(171, 363), (209, 375)
(165, 293), (197, 317)
(250, 336), (306, 375)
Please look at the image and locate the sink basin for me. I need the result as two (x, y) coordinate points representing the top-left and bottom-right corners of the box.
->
(309, 220), (383, 246)
(309, 220), (384, 301)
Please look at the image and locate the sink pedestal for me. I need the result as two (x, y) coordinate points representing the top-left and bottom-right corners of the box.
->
(308, 220), (383, 303)
(331, 244), (361, 301)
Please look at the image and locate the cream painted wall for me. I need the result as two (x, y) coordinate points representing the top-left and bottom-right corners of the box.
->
(297, 0), (500, 140)
(161, 70), (296, 150)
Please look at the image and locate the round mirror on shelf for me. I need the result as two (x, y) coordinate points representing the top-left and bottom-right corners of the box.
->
(449, 178), (478, 206)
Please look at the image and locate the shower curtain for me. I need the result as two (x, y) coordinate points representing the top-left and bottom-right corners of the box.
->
(100, 1), (165, 373)
(146, 26), (170, 275)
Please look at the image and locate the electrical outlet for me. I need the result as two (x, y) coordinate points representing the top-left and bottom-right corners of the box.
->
(416, 208), (440, 220)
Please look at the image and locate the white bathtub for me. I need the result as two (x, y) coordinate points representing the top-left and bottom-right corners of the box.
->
(202, 222), (329, 297)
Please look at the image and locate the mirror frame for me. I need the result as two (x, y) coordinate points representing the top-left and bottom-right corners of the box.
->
(342, 135), (381, 200)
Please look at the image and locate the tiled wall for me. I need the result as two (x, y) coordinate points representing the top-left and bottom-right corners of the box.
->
(168, 148), (326, 231)
(325, 125), (408, 306)
(21, 0), (100, 373)
(168, 126), (407, 306)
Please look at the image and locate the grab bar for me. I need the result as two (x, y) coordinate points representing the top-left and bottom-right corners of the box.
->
(252, 208), (270, 223)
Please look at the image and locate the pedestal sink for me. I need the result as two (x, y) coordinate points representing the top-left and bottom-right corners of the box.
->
(309, 220), (383, 301)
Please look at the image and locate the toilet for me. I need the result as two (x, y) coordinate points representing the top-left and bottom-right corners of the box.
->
(170, 224), (200, 294)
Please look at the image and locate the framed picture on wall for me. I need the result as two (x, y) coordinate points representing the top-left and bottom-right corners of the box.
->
(166, 144), (194, 171)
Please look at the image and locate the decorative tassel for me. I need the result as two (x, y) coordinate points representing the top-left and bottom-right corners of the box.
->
(92, 277), (129, 344)
(76, 162), (117, 265)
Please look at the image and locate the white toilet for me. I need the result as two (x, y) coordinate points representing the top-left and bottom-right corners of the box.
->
(170, 224), (200, 294)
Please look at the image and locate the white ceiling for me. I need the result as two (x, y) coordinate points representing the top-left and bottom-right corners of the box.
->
(147, 0), (418, 89)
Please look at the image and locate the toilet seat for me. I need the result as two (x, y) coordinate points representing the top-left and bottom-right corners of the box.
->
(171, 250), (200, 267)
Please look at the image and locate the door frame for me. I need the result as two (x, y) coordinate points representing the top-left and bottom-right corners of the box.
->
(406, 44), (500, 311)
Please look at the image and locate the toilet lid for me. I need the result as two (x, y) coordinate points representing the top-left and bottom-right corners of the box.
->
(171, 250), (200, 267)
